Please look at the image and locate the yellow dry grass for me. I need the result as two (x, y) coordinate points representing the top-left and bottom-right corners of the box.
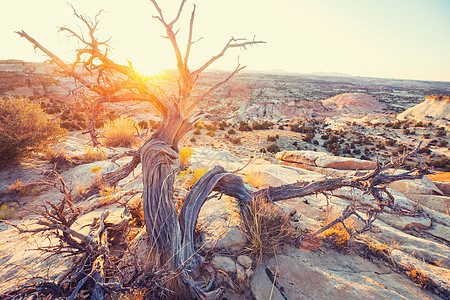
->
(426, 172), (450, 182)
(245, 164), (265, 189)
(241, 197), (294, 262)
(179, 147), (194, 170)
(320, 207), (361, 248)
(0, 204), (17, 220)
(83, 147), (108, 162)
(178, 168), (208, 189)
(102, 117), (138, 147)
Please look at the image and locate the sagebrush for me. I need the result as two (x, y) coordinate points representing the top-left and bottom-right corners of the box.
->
(0, 96), (66, 162)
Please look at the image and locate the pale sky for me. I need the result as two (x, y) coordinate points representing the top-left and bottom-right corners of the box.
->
(1, 0), (449, 81)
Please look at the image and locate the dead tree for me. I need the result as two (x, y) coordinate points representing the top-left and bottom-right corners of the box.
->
(17, 2), (430, 299)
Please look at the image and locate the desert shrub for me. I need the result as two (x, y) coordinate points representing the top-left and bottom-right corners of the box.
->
(422, 133), (430, 139)
(252, 120), (273, 130)
(375, 143), (385, 150)
(391, 121), (402, 129)
(0, 96), (66, 162)
(138, 120), (149, 129)
(417, 146), (431, 154)
(189, 137), (196, 143)
(278, 125), (284, 130)
(241, 197), (294, 261)
(302, 133), (314, 142)
(218, 121), (228, 130)
(437, 140), (448, 147)
(232, 137), (242, 145)
(102, 117), (138, 147)
(227, 128), (236, 135)
(206, 130), (215, 137)
(178, 168), (207, 189)
(204, 123), (218, 131)
(436, 127), (446, 137)
(193, 129), (201, 135)
(429, 157), (450, 170)
(44, 146), (74, 166)
(290, 124), (314, 133)
(82, 147), (108, 163)
(238, 121), (252, 131)
(0, 204), (18, 220)
(179, 147), (194, 170)
(267, 135), (279, 142)
(266, 143), (280, 154)
(385, 138), (396, 146)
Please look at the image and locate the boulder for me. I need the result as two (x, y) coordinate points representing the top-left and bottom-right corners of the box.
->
(212, 255), (236, 273)
(314, 156), (377, 170)
(196, 195), (247, 251)
(406, 194), (450, 214)
(434, 182), (450, 196)
(387, 176), (443, 196)
(237, 255), (252, 269)
(275, 150), (328, 166)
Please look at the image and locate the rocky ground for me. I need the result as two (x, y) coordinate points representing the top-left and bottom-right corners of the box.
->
(0, 110), (449, 299)
(0, 61), (449, 298)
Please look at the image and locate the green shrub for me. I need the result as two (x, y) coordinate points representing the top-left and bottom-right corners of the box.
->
(266, 143), (280, 153)
(204, 123), (218, 131)
(239, 121), (252, 131)
(252, 120), (273, 130)
(303, 133), (314, 142)
(0, 97), (66, 162)
(267, 135), (279, 142)
(232, 137), (242, 145)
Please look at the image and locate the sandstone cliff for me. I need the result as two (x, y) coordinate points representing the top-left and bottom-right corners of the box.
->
(397, 94), (450, 120)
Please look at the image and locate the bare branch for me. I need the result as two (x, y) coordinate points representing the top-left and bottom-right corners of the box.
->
(16, 30), (102, 93)
(191, 37), (265, 82)
(184, 4), (196, 65)
(187, 61), (246, 114)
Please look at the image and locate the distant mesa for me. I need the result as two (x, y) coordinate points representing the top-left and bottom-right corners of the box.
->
(321, 93), (385, 115)
(397, 94), (450, 121)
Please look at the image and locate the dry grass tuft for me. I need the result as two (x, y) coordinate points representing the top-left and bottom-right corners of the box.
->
(320, 207), (361, 249)
(426, 172), (450, 182)
(178, 168), (207, 189)
(179, 147), (194, 170)
(407, 269), (435, 289)
(245, 164), (265, 189)
(102, 117), (138, 147)
(241, 197), (294, 262)
(82, 147), (108, 163)
(44, 146), (74, 166)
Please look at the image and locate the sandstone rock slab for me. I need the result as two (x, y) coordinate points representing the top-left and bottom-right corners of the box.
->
(196, 195), (247, 251)
(315, 155), (377, 170)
